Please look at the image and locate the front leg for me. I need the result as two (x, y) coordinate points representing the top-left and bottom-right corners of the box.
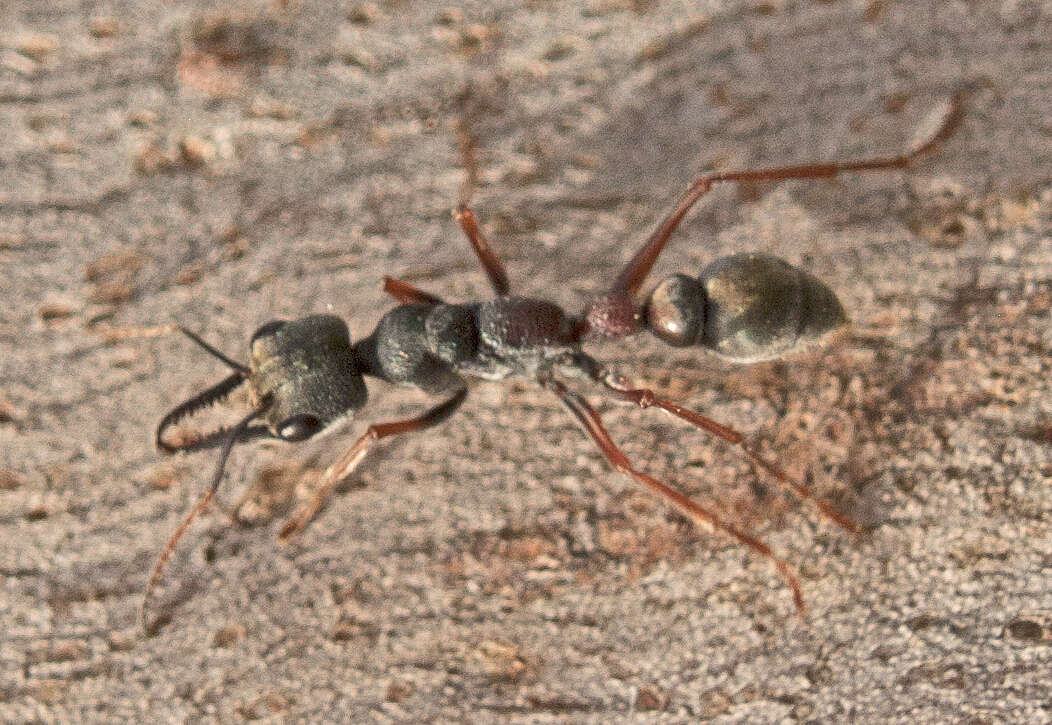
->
(278, 387), (468, 540)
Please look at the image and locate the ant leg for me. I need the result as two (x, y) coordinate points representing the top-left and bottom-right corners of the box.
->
(453, 205), (511, 296)
(610, 92), (965, 297)
(451, 110), (511, 295)
(278, 386), (468, 540)
(141, 403), (269, 633)
(455, 115), (480, 209)
(569, 354), (857, 533)
(383, 276), (445, 305)
(542, 373), (804, 614)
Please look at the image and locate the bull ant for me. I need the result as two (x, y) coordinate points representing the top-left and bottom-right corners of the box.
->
(140, 93), (963, 630)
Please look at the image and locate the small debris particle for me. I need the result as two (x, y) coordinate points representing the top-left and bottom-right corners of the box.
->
(17, 34), (58, 62)
(177, 135), (215, 167)
(636, 17), (709, 63)
(39, 302), (76, 322)
(1006, 618), (1048, 642)
(385, 680), (412, 703)
(90, 17), (120, 38)
(49, 641), (90, 662)
(247, 94), (295, 119)
(85, 250), (146, 303)
(699, 687), (731, 717)
(504, 535), (551, 562)
(884, 90), (912, 113)
(2, 50), (39, 76)
(264, 692), (289, 712)
(339, 48), (378, 72)
(234, 702), (261, 720)
(148, 466), (181, 491)
(0, 399), (23, 424)
(453, 24), (493, 55)
(190, 13), (278, 63)
(0, 469), (23, 490)
(634, 685), (666, 711)
(907, 613), (940, 631)
(25, 505), (49, 521)
(348, 3), (380, 24)
(543, 37), (579, 62)
(863, 0), (889, 22)
(750, 1), (782, 16)
(175, 262), (204, 286)
(332, 616), (379, 642)
(108, 631), (136, 652)
(84, 251), (145, 282)
(90, 280), (135, 305)
(474, 639), (529, 682)
(435, 8), (463, 25)
(213, 623), (246, 647)
(127, 109), (159, 128)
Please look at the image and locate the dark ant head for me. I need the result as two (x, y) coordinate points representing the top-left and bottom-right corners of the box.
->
(156, 315), (368, 455)
(644, 254), (848, 363)
(247, 315), (368, 441)
(142, 315), (369, 631)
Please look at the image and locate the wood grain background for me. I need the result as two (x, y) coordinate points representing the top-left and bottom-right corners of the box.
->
(1, 1), (1049, 722)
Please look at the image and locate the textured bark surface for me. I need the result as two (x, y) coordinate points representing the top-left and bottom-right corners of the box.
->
(1, 1), (1049, 722)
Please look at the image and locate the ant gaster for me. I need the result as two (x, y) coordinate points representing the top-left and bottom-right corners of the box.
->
(141, 93), (964, 630)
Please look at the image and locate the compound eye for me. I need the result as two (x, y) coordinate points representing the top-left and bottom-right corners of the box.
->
(646, 274), (703, 347)
(251, 320), (286, 344)
(277, 414), (322, 442)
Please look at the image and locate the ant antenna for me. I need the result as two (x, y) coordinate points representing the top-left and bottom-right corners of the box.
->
(175, 326), (251, 373)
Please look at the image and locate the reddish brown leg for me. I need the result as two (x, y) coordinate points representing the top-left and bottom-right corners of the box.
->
(140, 405), (265, 633)
(451, 110), (509, 294)
(542, 374), (804, 613)
(571, 355), (857, 533)
(383, 276), (446, 305)
(611, 92), (965, 297)
(613, 377), (856, 533)
(453, 205), (511, 297)
(278, 387), (468, 540)
(455, 116), (480, 209)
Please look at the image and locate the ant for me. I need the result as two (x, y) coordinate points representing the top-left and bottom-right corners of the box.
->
(139, 92), (963, 631)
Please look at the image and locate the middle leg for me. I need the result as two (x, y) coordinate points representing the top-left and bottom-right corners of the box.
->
(453, 205), (511, 296)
